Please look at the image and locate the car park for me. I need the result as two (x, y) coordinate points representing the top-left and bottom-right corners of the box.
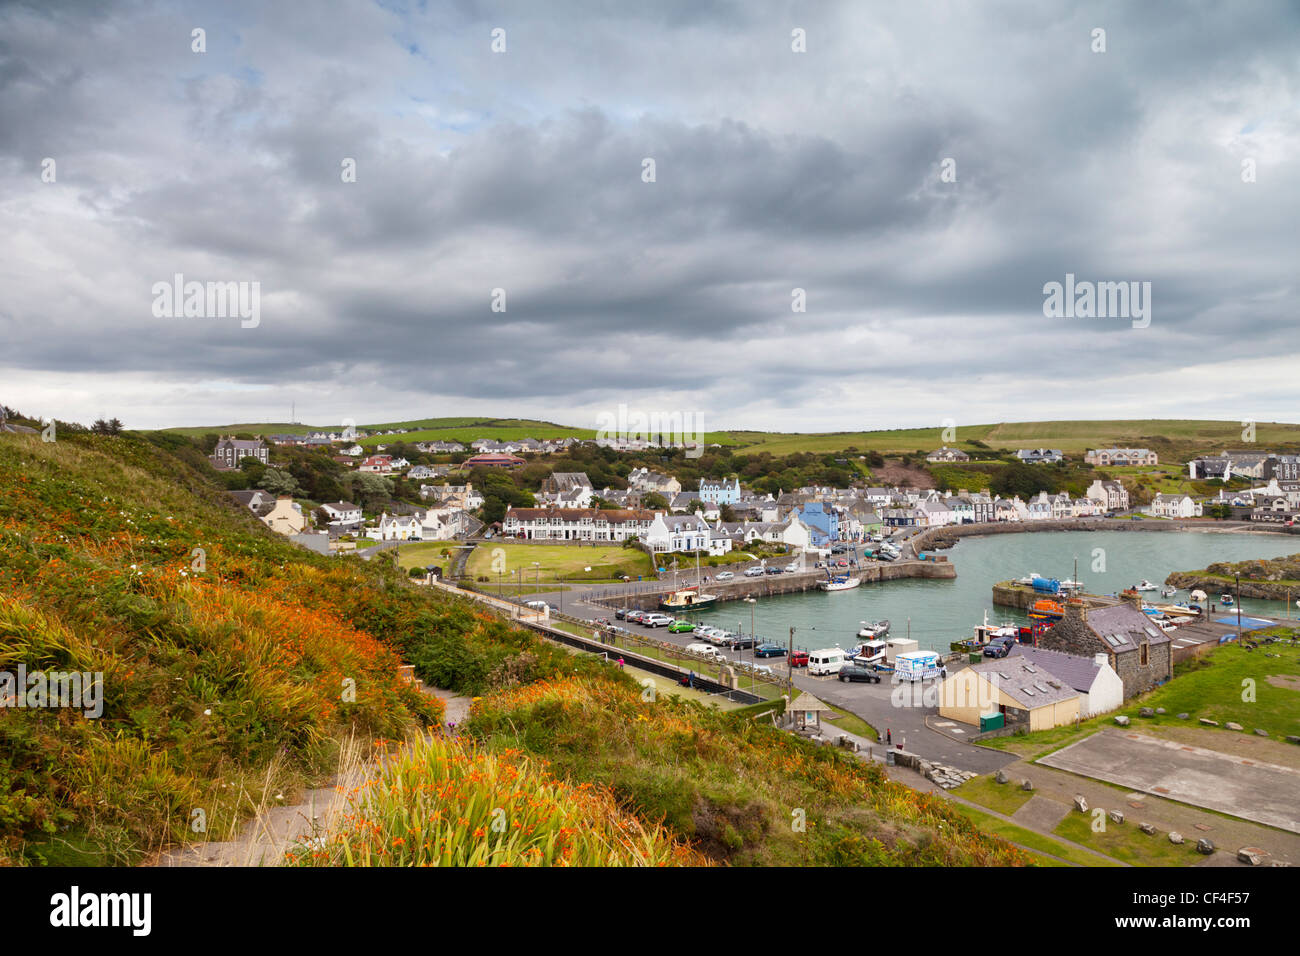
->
(728, 634), (756, 650)
(754, 643), (787, 658)
(643, 613), (672, 627)
(838, 663), (882, 683)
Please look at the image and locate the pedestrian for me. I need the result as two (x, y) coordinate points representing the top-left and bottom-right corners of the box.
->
(617, 657), (625, 668)
(886, 728), (892, 745)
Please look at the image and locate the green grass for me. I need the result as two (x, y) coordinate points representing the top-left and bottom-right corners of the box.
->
(1053, 811), (1204, 866)
(822, 705), (880, 741)
(951, 775), (1036, 816)
(948, 804), (1121, 866)
(465, 542), (654, 583)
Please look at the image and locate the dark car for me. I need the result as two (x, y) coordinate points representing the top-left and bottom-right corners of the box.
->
(614, 607), (629, 620)
(788, 650), (809, 668)
(728, 635), (756, 650)
(625, 609), (646, 624)
(983, 637), (1014, 658)
(764, 566), (783, 575)
(838, 663), (882, 683)
(754, 643), (788, 658)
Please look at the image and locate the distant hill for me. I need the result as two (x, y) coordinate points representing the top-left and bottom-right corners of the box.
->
(153, 418), (1300, 459)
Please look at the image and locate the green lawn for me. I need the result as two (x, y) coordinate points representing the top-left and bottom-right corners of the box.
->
(949, 805), (1121, 866)
(465, 542), (655, 583)
(952, 775), (1036, 816)
(1053, 812), (1204, 866)
(395, 540), (468, 570)
(822, 705), (880, 741)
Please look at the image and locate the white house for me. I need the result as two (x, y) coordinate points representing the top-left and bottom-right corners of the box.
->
(643, 512), (730, 555)
(319, 501), (363, 526)
(1026, 492), (1054, 521)
(377, 512), (423, 541)
(1007, 645), (1124, 718)
(1148, 493), (1203, 519)
(502, 507), (654, 542)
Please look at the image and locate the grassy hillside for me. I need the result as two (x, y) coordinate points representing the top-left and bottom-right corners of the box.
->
(1, 431), (1029, 867)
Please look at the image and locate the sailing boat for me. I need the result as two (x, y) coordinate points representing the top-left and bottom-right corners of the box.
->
(659, 549), (719, 611)
(818, 566), (861, 591)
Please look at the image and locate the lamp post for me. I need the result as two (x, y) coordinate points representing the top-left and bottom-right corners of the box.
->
(743, 597), (757, 691)
(1236, 572), (1241, 636)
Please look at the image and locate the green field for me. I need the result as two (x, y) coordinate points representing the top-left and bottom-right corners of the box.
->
(952, 775), (1036, 816)
(464, 541), (655, 583)
(1053, 812), (1203, 866)
(151, 417), (1300, 458)
(949, 805), (1121, 866)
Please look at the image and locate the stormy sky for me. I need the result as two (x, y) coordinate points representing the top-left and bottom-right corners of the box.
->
(1, 0), (1297, 433)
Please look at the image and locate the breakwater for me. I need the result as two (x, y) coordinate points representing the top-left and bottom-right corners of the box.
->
(916, 518), (1282, 552)
(594, 558), (956, 611)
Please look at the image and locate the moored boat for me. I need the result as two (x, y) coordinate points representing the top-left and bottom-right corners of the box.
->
(1027, 598), (1064, 622)
(659, 586), (717, 611)
(1220, 593), (1235, 607)
(819, 573), (861, 592)
(857, 619), (890, 639)
(1135, 579), (1158, 592)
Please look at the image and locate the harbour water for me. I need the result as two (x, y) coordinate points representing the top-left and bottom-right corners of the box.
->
(683, 530), (1300, 653)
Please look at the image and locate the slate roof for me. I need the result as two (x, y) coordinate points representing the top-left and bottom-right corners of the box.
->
(1007, 644), (1104, 693)
(1082, 603), (1171, 652)
(969, 656), (1080, 708)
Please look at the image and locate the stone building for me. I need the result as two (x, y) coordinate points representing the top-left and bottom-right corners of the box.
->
(1039, 596), (1171, 699)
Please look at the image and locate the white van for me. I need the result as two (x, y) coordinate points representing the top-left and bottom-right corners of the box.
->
(808, 647), (846, 676)
(686, 643), (722, 659)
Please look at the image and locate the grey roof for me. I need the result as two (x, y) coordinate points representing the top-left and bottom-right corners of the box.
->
(1007, 645), (1104, 693)
(969, 656), (1080, 708)
(1083, 603), (1171, 651)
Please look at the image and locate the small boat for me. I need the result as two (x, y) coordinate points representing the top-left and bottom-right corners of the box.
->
(857, 619), (891, 639)
(1134, 580), (1158, 592)
(1220, 593), (1235, 607)
(1027, 599), (1064, 622)
(659, 586), (717, 611)
(1059, 579), (1084, 592)
(819, 573), (861, 592)
(1155, 603), (1199, 618)
(1160, 586), (1177, 598)
(1016, 573), (1040, 585)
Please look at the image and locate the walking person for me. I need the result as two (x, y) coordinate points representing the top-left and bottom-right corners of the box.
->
(886, 727), (892, 746)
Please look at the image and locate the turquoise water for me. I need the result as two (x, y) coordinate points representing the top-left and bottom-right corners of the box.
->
(683, 531), (1300, 653)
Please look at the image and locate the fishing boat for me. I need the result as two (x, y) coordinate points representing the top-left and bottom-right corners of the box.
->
(1134, 580), (1158, 592)
(1155, 603), (1200, 618)
(857, 619), (891, 639)
(1220, 593), (1235, 607)
(1059, 578), (1084, 593)
(1160, 586), (1177, 598)
(819, 572), (861, 592)
(1027, 598), (1064, 622)
(659, 586), (717, 611)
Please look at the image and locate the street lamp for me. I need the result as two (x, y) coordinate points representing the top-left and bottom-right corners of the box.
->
(743, 596), (757, 691)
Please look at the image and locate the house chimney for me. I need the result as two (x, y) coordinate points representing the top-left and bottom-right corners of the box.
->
(1093, 653), (1108, 669)
(1123, 590), (1143, 610)
(1065, 596), (1088, 622)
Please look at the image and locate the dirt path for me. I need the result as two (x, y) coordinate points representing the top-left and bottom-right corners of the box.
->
(148, 687), (473, 867)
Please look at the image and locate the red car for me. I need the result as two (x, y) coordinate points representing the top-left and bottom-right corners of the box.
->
(788, 651), (809, 668)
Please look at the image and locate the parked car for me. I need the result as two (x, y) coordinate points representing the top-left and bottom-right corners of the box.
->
(614, 607), (629, 620)
(838, 663), (882, 683)
(707, 630), (733, 646)
(744, 566), (765, 577)
(983, 636), (1014, 658)
(788, 650), (809, 668)
(685, 643), (722, 659)
(715, 570), (735, 581)
(625, 609), (647, 624)
(764, 566), (783, 575)
(729, 635), (756, 650)
(668, 620), (695, 633)
(643, 613), (672, 627)
(785, 562), (801, 572)
(754, 643), (787, 658)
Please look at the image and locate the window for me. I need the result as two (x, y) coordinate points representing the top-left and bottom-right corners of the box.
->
(1140, 643), (1149, 667)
